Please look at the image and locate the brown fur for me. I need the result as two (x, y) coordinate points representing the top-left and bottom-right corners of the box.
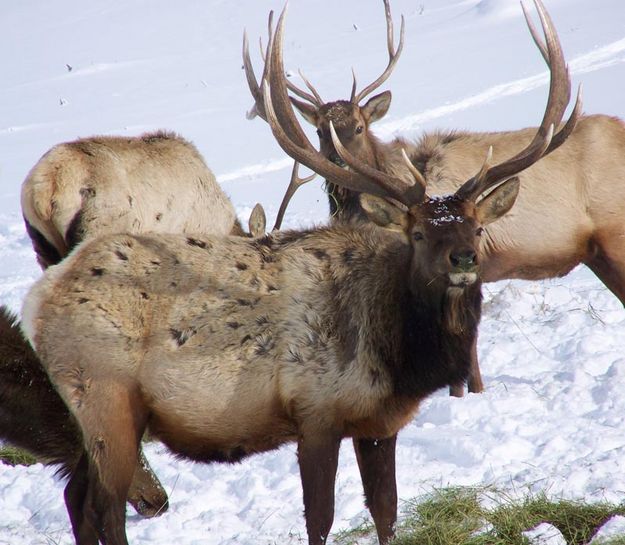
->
(21, 181), (517, 545)
(21, 130), (238, 268)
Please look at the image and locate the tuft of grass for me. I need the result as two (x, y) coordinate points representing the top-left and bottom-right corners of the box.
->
(333, 519), (377, 545)
(332, 486), (625, 545)
(0, 445), (38, 467)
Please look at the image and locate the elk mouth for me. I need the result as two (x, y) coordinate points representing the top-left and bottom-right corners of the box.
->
(448, 271), (478, 287)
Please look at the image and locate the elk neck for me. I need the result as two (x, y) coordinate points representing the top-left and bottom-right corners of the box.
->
(312, 223), (481, 401)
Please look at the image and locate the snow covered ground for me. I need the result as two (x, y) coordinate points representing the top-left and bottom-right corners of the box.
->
(1, 0), (625, 543)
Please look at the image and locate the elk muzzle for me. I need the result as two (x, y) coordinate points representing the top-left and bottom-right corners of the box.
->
(448, 249), (478, 286)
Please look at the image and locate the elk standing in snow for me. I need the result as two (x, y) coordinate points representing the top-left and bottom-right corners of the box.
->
(20, 3), (575, 543)
(244, 0), (585, 396)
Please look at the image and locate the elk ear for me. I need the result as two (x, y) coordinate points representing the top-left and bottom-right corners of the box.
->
(290, 97), (319, 126)
(248, 203), (267, 238)
(475, 177), (520, 226)
(360, 194), (407, 233)
(361, 91), (392, 125)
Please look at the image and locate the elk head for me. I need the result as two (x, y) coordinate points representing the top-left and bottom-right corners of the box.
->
(245, 1), (401, 168)
(359, 177), (519, 294)
(243, 1), (402, 226)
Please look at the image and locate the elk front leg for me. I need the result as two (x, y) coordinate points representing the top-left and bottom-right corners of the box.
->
(297, 431), (341, 545)
(353, 434), (397, 545)
(467, 335), (484, 393)
(450, 334), (483, 396)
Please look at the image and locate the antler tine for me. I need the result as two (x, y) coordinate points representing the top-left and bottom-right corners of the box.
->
(352, 0), (405, 104)
(243, 10), (275, 121)
(457, 0), (577, 201)
(521, 0), (548, 63)
(263, 7), (415, 205)
(546, 83), (583, 153)
(297, 69), (324, 105)
(272, 161), (317, 231)
(329, 121), (425, 203)
(244, 7), (323, 122)
(400, 148), (427, 192)
(258, 38), (323, 108)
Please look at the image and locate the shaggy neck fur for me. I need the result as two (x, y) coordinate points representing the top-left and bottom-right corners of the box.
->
(308, 226), (481, 400)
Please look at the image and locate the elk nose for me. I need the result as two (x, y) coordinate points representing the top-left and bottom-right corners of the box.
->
(450, 250), (477, 270)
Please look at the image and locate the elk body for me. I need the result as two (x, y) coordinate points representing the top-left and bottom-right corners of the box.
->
(245, 0), (584, 396)
(21, 130), (265, 269)
(20, 2), (575, 542)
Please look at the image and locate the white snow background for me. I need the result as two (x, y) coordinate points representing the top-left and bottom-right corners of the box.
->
(1, 0), (625, 543)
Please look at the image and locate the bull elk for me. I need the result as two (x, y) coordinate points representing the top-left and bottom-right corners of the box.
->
(20, 3), (575, 543)
(4, 130), (267, 517)
(244, 0), (585, 397)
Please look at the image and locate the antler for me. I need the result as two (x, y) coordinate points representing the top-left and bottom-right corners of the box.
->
(263, 5), (422, 206)
(243, 10), (323, 122)
(456, 0), (582, 201)
(243, 11), (274, 121)
(350, 0), (405, 104)
(272, 161), (317, 231)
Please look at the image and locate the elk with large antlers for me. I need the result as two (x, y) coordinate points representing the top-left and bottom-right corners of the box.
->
(21, 3), (575, 545)
(244, 0), (589, 396)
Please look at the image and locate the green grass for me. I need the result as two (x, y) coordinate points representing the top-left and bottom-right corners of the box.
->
(0, 445), (38, 467)
(333, 486), (625, 545)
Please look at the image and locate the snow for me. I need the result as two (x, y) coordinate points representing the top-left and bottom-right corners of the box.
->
(1, 0), (625, 544)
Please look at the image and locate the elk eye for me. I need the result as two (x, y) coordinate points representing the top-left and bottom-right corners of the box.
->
(413, 231), (424, 241)
(355, 126), (363, 134)
(476, 227), (484, 236)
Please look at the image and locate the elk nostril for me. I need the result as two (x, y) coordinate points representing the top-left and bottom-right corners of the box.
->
(450, 250), (477, 268)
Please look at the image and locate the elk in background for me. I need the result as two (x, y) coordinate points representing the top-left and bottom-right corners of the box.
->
(245, 0), (588, 396)
(2, 130), (268, 517)
(22, 130), (266, 269)
(20, 2), (576, 543)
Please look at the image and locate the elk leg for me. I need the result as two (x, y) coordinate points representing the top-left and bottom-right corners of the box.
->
(450, 334), (483, 396)
(64, 453), (98, 545)
(297, 431), (341, 545)
(126, 446), (169, 518)
(352, 434), (397, 544)
(69, 384), (147, 545)
(585, 242), (625, 305)
(467, 335), (484, 393)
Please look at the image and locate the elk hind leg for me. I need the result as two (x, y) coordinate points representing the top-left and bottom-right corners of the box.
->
(64, 453), (98, 545)
(353, 434), (398, 545)
(126, 446), (169, 518)
(69, 383), (148, 545)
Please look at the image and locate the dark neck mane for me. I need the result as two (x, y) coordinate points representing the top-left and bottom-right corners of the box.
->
(322, 228), (480, 399)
